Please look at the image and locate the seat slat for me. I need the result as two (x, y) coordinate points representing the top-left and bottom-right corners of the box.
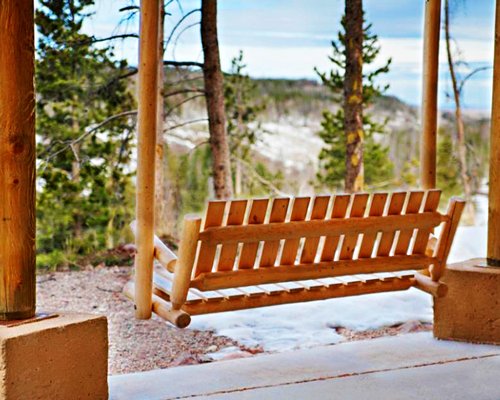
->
(412, 190), (441, 254)
(395, 191), (425, 255)
(259, 198), (290, 267)
(300, 196), (331, 263)
(217, 200), (248, 271)
(238, 199), (269, 269)
(377, 192), (407, 256)
(279, 197), (311, 265)
(194, 201), (226, 276)
(358, 193), (388, 258)
(320, 195), (351, 261)
(339, 193), (369, 260)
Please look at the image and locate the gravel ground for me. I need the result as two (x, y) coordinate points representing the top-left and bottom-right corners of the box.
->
(36, 266), (240, 375)
(36, 266), (432, 375)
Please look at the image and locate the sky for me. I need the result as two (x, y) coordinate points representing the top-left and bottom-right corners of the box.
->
(81, 0), (496, 111)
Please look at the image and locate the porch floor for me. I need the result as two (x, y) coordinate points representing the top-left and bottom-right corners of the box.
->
(109, 332), (500, 399)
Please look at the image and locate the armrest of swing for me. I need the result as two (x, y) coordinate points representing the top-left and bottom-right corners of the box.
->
(130, 220), (178, 273)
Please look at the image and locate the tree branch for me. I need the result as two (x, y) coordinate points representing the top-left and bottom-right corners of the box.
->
(164, 60), (204, 68)
(164, 118), (208, 132)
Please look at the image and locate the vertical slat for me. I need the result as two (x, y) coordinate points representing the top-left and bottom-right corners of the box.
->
(279, 197), (311, 265)
(194, 201), (226, 276)
(358, 193), (389, 258)
(238, 199), (269, 269)
(217, 200), (248, 271)
(377, 192), (407, 256)
(412, 190), (441, 254)
(339, 193), (369, 260)
(394, 191), (425, 255)
(320, 195), (351, 261)
(259, 198), (291, 268)
(300, 196), (331, 263)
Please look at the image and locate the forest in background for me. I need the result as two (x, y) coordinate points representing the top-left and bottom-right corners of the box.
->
(34, 0), (491, 269)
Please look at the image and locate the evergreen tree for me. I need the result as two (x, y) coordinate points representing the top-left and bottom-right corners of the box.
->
(224, 52), (283, 196)
(315, 13), (394, 191)
(36, 0), (136, 266)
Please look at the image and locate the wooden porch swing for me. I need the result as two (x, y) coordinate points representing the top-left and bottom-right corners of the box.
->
(125, 190), (464, 327)
(126, 0), (466, 328)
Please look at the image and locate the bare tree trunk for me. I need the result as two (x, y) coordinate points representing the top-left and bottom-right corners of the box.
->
(344, 0), (364, 193)
(201, 0), (233, 199)
(444, 0), (474, 220)
(155, 1), (178, 237)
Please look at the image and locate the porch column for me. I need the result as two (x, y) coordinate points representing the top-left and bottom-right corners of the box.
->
(488, 0), (500, 266)
(0, 0), (36, 320)
(420, 0), (442, 189)
(135, 0), (160, 319)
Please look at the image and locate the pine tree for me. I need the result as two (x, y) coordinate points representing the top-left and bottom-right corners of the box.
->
(315, 12), (394, 191)
(36, 0), (136, 265)
(224, 51), (276, 196)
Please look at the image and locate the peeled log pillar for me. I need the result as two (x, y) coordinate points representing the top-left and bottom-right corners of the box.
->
(0, 0), (36, 320)
(488, 0), (500, 266)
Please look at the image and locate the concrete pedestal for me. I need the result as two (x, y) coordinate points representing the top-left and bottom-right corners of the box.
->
(0, 312), (108, 400)
(434, 258), (500, 345)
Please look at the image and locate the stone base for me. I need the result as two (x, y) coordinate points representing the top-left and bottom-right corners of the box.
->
(0, 312), (108, 399)
(434, 258), (500, 345)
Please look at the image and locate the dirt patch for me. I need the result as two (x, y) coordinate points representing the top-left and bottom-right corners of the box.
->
(36, 266), (238, 375)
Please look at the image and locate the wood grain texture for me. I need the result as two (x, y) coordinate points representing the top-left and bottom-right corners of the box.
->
(321, 195), (351, 261)
(279, 197), (311, 265)
(217, 200), (247, 271)
(191, 255), (434, 291)
(0, 0), (36, 320)
(300, 196), (330, 263)
(134, 0), (161, 319)
(238, 199), (269, 269)
(358, 193), (388, 258)
(421, 0), (442, 189)
(412, 190), (441, 254)
(339, 193), (369, 260)
(194, 201), (226, 276)
(259, 198), (290, 267)
(395, 191), (424, 255)
(377, 192), (406, 256)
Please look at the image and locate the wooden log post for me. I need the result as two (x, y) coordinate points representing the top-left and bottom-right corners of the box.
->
(135, 0), (160, 319)
(420, 0), (442, 189)
(488, 0), (500, 267)
(0, 0), (36, 320)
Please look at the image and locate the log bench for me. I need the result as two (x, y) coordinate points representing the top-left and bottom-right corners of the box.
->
(125, 190), (465, 328)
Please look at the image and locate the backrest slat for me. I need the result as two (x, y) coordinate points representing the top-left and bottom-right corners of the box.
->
(300, 196), (331, 263)
(377, 192), (406, 256)
(238, 199), (269, 269)
(394, 191), (424, 255)
(194, 201), (226, 277)
(358, 193), (389, 258)
(216, 200), (248, 271)
(279, 197), (311, 265)
(412, 190), (441, 254)
(320, 195), (351, 262)
(339, 193), (369, 260)
(259, 198), (291, 268)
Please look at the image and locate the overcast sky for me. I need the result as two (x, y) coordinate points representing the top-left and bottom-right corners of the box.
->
(81, 0), (496, 110)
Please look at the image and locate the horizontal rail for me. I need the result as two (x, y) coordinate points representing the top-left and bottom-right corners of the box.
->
(130, 220), (177, 272)
(198, 212), (445, 245)
(190, 254), (435, 291)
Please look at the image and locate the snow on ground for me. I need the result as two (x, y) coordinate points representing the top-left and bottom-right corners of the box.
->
(191, 222), (488, 353)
